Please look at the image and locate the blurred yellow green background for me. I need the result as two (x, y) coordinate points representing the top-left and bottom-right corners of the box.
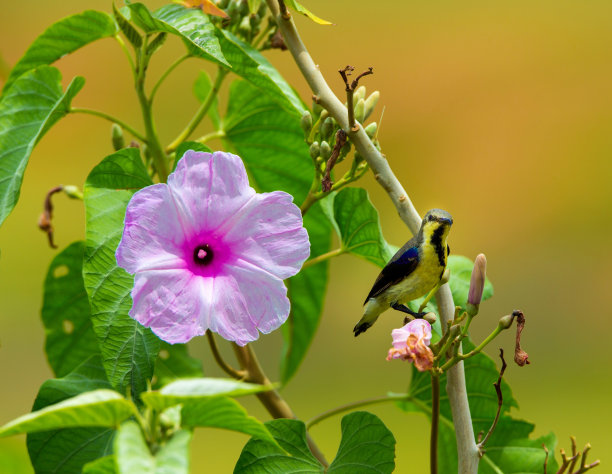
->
(1, 0), (611, 471)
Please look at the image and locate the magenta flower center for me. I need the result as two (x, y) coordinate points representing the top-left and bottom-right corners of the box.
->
(193, 244), (214, 266)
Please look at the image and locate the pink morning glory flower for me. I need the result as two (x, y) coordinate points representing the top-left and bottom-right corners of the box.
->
(386, 319), (434, 371)
(116, 151), (310, 346)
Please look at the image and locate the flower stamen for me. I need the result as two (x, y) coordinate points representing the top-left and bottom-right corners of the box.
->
(193, 244), (214, 265)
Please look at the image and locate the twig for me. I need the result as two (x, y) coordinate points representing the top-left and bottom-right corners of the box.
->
(264, 1), (478, 471)
(321, 129), (347, 191)
(513, 310), (530, 366)
(553, 437), (600, 474)
(38, 186), (63, 249)
(339, 65), (373, 131)
(477, 349), (507, 453)
(278, 0), (290, 20)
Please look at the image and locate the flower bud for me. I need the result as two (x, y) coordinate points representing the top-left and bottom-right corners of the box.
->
(363, 91), (380, 121)
(111, 123), (125, 151)
(353, 85), (366, 103)
(239, 16), (251, 35)
(320, 117), (334, 141)
(364, 122), (377, 138)
(467, 254), (487, 316)
(423, 312), (437, 325)
(320, 141), (332, 160)
(217, 0), (230, 8)
(319, 109), (329, 122)
(63, 185), (83, 200)
(354, 98), (365, 123)
(312, 101), (323, 117)
(300, 111), (312, 136)
(309, 141), (320, 160)
(238, 0), (250, 16)
(498, 314), (514, 330)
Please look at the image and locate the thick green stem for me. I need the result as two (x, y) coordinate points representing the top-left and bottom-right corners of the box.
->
(167, 67), (228, 153)
(70, 108), (147, 143)
(431, 375), (440, 474)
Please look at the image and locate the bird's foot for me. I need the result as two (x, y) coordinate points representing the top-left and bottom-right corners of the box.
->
(391, 302), (427, 319)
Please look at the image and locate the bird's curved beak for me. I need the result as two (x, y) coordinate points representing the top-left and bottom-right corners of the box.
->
(439, 217), (453, 225)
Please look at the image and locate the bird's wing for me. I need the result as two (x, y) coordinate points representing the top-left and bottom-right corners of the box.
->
(364, 241), (419, 304)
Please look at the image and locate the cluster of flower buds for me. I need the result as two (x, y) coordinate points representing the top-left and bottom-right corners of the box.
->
(209, 0), (268, 43)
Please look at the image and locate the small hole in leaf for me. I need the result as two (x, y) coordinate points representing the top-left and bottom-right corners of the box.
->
(53, 265), (69, 278)
(159, 349), (170, 360)
(63, 320), (74, 334)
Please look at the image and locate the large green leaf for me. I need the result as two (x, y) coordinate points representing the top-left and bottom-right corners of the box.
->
(26, 356), (116, 474)
(223, 79), (331, 384)
(0, 389), (135, 437)
(115, 421), (191, 474)
(154, 342), (203, 389)
(141, 378), (271, 411)
(83, 148), (160, 397)
(398, 340), (558, 473)
(41, 241), (99, 377)
(3, 11), (116, 92)
(127, 3), (228, 66)
(321, 187), (394, 268)
(234, 412), (395, 473)
(224, 80), (311, 203)
(180, 396), (275, 444)
(83, 455), (117, 474)
(0, 66), (84, 227)
(282, 202), (330, 384)
(216, 31), (306, 114)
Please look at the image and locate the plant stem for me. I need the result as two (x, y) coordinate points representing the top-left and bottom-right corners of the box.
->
(306, 393), (410, 430)
(206, 331), (245, 379)
(166, 67), (228, 153)
(232, 343), (329, 468)
(70, 107), (147, 143)
(150, 53), (190, 102)
(431, 374), (440, 474)
(135, 37), (169, 182)
(114, 35), (136, 75)
(440, 326), (503, 372)
(301, 248), (344, 269)
(195, 129), (226, 145)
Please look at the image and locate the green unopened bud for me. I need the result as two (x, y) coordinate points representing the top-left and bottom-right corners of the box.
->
(498, 314), (514, 330)
(354, 98), (365, 123)
(320, 141), (332, 160)
(239, 16), (251, 34)
(227, 0), (240, 18)
(239, 0), (249, 15)
(301, 111), (313, 135)
(423, 312), (437, 325)
(312, 102), (323, 117)
(309, 141), (320, 160)
(353, 85), (366, 103)
(63, 185), (83, 200)
(111, 123), (125, 151)
(319, 109), (329, 122)
(217, 0), (230, 8)
(320, 117), (334, 141)
(467, 254), (487, 316)
(364, 122), (377, 138)
(364, 91), (380, 120)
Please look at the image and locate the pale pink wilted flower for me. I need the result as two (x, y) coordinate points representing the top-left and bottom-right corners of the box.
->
(116, 151), (310, 346)
(386, 319), (434, 371)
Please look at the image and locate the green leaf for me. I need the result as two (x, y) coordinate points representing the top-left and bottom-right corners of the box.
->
(322, 187), (394, 268)
(113, 4), (143, 48)
(180, 396), (275, 444)
(154, 342), (203, 389)
(115, 421), (192, 474)
(41, 241), (99, 377)
(0, 389), (135, 438)
(127, 3), (228, 66)
(3, 11), (116, 92)
(235, 412), (395, 473)
(141, 378), (272, 411)
(327, 412), (396, 473)
(284, 0), (333, 25)
(83, 455), (117, 474)
(83, 148), (160, 397)
(0, 66), (84, 228)
(281, 202), (330, 384)
(224, 79), (311, 205)
(26, 356), (116, 474)
(216, 31), (306, 114)
(234, 419), (322, 473)
(398, 339), (557, 473)
(193, 70), (221, 129)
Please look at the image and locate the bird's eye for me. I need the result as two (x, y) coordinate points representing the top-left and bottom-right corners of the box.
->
(428, 215), (434, 222)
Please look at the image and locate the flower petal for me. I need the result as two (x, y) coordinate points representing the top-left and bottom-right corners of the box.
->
(116, 184), (187, 273)
(168, 151), (255, 236)
(129, 270), (212, 344)
(222, 191), (310, 280)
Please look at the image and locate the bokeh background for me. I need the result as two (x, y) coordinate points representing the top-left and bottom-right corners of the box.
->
(1, 0), (611, 471)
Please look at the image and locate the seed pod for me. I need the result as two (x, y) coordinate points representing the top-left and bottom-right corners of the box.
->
(309, 141), (320, 160)
(301, 111), (313, 135)
(320, 117), (334, 141)
(364, 122), (377, 138)
(111, 123), (125, 151)
(354, 98), (366, 124)
(353, 85), (366, 103)
(498, 314), (514, 330)
(320, 141), (332, 160)
(364, 91), (380, 121)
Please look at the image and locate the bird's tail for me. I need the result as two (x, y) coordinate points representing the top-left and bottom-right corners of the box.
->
(353, 299), (382, 336)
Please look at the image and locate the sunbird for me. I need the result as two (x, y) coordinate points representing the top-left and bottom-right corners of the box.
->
(353, 209), (453, 336)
